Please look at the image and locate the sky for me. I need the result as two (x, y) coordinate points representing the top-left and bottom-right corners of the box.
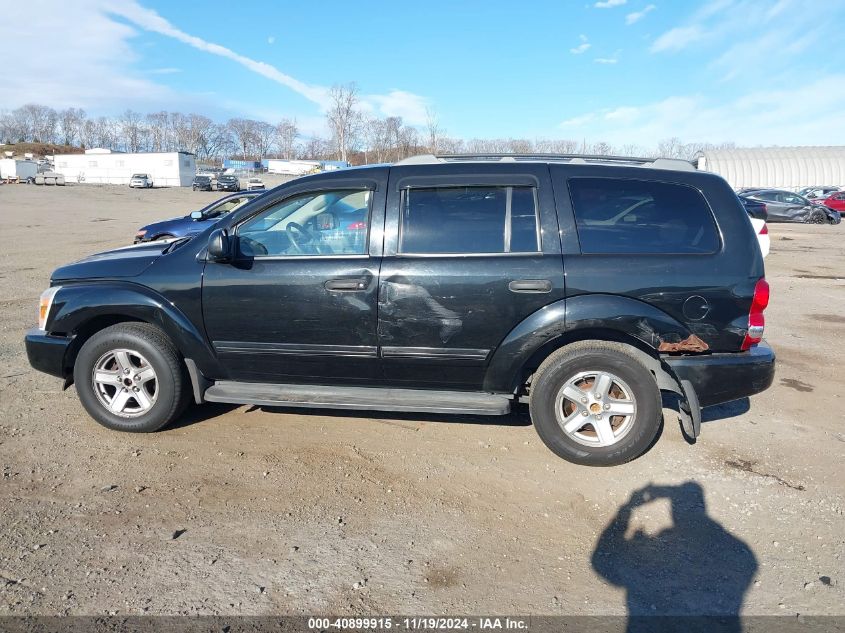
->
(1, 0), (844, 147)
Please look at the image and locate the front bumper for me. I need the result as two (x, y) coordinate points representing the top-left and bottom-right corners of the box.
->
(664, 341), (775, 407)
(25, 328), (72, 378)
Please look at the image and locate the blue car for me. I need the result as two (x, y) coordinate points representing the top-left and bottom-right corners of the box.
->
(134, 192), (262, 243)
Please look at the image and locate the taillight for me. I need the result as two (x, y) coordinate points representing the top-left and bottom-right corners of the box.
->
(741, 278), (769, 350)
(346, 221), (367, 230)
(760, 223), (768, 235)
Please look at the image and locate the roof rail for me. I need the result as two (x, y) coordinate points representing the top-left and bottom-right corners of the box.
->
(395, 153), (696, 171)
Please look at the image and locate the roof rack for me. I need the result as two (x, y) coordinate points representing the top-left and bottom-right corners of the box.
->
(396, 153), (696, 171)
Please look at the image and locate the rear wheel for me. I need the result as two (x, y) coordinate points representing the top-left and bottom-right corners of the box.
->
(73, 323), (190, 432)
(529, 342), (662, 466)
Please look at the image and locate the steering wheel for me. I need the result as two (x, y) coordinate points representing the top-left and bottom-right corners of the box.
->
(285, 221), (315, 253)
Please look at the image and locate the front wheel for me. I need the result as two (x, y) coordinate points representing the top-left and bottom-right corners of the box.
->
(529, 342), (662, 466)
(73, 323), (190, 432)
(807, 210), (826, 224)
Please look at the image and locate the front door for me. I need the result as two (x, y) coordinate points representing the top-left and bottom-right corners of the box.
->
(377, 164), (565, 390)
(202, 175), (386, 383)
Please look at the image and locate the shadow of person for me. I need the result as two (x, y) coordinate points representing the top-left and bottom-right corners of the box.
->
(592, 482), (757, 633)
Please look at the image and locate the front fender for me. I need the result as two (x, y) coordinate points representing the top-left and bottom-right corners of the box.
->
(47, 281), (219, 376)
(483, 294), (695, 393)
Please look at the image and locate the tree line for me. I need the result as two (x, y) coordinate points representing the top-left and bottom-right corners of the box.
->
(0, 85), (734, 165)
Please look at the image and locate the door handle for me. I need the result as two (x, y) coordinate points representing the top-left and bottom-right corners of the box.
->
(508, 279), (552, 293)
(325, 278), (368, 291)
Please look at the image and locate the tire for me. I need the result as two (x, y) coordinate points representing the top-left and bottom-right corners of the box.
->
(529, 341), (662, 466)
(73, 323), (190, 432)
(808, 210), (826, 224)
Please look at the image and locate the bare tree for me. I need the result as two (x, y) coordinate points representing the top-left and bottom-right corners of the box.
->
(326, 83), (362, 162)
(57, 108), (86, 146)
(252, 121), (276, 160)
(425, 107), (441, 154)
(227, 118), (258, 158)
(275, 118), (299, 159)
(119, 110), (144, 152)
(362, 117), (390, 163)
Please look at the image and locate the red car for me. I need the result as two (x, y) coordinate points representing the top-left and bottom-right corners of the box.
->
(818, 191), (845, 214)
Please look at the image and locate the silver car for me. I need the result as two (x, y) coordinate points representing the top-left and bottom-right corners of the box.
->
(129, 173), (153, 188)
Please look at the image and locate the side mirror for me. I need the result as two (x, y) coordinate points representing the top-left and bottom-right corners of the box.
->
(207, 228), (232, 262)
(190, 211), (203, 220)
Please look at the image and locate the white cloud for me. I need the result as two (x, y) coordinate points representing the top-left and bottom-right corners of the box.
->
(367, 90), (428, 126)
(108, 2), (331, 107)
(149, 67), (181, 74)
(556, 76), (845, 146)
(108, 2), (430, 123)
(594, 0), (627, 8)
(650, 26), (703, 52)
(594, 57), (618, 64)
(570, 34), (591, 54)
(560, 113), (597, 127)
(626, 4), (656, 24)
(0, 0), (176, 110)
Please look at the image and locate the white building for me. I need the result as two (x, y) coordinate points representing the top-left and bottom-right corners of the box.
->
(52, 149), (196, 187)
(696, 146), (845, 190)
(266, 159), (321, 176)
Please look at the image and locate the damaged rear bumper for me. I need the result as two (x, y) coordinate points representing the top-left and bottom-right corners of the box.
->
(664, 341), (776, 408)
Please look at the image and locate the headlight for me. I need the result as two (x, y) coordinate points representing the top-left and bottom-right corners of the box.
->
(38, 286), (61, 331)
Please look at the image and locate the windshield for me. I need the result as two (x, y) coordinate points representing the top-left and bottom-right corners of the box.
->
(131, 174), (146, 178)
(203, 196), (253, 219)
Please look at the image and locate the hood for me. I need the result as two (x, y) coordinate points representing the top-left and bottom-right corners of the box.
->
(139, 215), (189, 232)
(52, 240), (174, 281)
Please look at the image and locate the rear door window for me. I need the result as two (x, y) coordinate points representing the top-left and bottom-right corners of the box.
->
(568, 178), (720, 254)
(400, 186), (539, 254)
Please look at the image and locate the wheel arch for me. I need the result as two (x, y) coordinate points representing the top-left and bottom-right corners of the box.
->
(48, 282), (219, 380)
(483, 295), (692, 394)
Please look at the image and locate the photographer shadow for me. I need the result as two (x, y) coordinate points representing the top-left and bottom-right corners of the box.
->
(591, 482), (757, 633)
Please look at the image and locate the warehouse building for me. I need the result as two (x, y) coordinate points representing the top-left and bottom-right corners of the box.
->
(52, 148), (196, 187)
(696, 146), (845, 190)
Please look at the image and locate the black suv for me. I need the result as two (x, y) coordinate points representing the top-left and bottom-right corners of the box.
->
(25, 154), (775, 466)
(217, 174), (241, 192)
(192, 175), (213, 191)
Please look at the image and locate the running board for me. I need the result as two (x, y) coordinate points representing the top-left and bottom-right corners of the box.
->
(203, 381), (511, 415)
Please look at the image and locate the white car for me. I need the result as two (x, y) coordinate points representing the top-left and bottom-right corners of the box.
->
(129, 173), (153, 188)
(245, 177), (265, 191)
(749, 217), (770, 258)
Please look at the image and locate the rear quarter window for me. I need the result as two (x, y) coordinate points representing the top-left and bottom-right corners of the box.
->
(568, 178), (721, 255)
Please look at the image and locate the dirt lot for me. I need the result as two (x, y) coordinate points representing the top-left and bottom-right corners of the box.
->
(0, 183), (843, 617)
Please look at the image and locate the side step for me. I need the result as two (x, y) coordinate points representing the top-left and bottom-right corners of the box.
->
(203, 381), (512, 416)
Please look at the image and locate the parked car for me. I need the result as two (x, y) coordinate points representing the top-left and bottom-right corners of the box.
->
(816, 191), (845, 215)
(134, 192), (261, 242)
(25, 154), (775, 467)
(799, 186), (841, 200)
(192, 175), (213, 191)
(217, 174), (240, 192)
(739, 189), (828, 223)
(129, 173), (153, 188)
(246, 177), (266, 191)
(738, 198), (769, 257)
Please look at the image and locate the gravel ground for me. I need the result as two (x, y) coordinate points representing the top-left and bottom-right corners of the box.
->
(0, 183), (842, 617)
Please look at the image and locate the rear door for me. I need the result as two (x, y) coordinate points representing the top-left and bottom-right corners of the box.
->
(377, 163), (564, 390)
